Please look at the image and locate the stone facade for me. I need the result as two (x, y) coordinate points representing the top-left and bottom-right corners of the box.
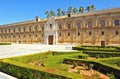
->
(0, 8), (120, 45)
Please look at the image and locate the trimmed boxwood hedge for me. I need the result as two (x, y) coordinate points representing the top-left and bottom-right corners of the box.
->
(72, 46), (120, 52)
(99, 57), (120, 67)
(78, 54), (88, 59)
(0, 59), (71, 79)
(52, 51), (82, 56)
(0, 43), (11, 45)
(63, 58), (120, 78)
(52, 51), (88, 59)
(83, 51), (120, 58)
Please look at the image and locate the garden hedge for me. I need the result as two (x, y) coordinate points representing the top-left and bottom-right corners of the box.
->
(0, 43), (11, 45)
(63, 58), (120, 78)
(52, 51), (82, 56)
(83, 51), (120, 58)
(0, 59), (71, 79)
(72, 46), (120, 52)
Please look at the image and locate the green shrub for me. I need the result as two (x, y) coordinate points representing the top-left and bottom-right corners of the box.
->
(107, 73), (115, 79)
(84, 64), (94, 70)
(77, 69), (80, 74)
(52, 51), (82, 56)
(78, 54), (88, 59)
(73, 46), (120, 52)
(9, 52), (52, 63)
(100, 57), (120, 67)
(0, 60), (71, 79)
(83, 51), (120, 58)
(63, 58), (120, 77)
(0, 43), (11, 45)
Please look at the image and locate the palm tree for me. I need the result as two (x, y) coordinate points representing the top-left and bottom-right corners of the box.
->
(68, 6), (72, 12)
(50, 10), (56, 16)
(86, 6), (91, 12)
(73, 8), (78, 14)
(79, 6), (84, 13)
(61, 10), (66, 16)
(57, 8), (61, 17)
(45, 11), (49, 18)
(91, 5), (95, 11)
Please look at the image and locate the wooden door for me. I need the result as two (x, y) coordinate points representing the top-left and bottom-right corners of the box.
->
(101, 41), (105, 46)
(48, 35), (53, 45)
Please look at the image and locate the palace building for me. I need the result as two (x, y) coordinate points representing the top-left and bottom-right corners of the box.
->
(0, 8), (120, 45)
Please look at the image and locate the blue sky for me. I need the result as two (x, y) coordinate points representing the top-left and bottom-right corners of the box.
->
(0, 0), (120, 25)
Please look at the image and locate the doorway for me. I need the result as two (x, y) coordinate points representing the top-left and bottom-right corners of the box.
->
(101, 41), (105, 46)
(48, 35), (53, 45)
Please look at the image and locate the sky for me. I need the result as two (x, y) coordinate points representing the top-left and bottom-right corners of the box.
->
(0, 0), (120, 25)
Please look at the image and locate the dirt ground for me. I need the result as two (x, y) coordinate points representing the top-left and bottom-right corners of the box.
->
(68, 65), (110, 79)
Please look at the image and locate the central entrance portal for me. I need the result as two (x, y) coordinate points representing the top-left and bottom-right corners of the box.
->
(48, 35), (53, 45)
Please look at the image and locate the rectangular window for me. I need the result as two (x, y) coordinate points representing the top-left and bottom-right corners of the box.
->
(59, 33), (61, 36)
(67, 24), (71, 29)
(23, 27), (26, 32)
(13, 28), (16, 33)
(1, 30), (3, 33)
(9, 29), (11, 33)
(19, 27), (21, 32)
(59, 25), (62, 29)
(114, 20), (119, 26)
(116, 31), (119, 35)
(68, 32), (70, 36)
(77, 23), (80, 28)
(101, 31), (104, 35)
(42, 26), (44, 31)
(88, 22), (92, 27)
(29, 27), (32, 32)
(5, 29), (7, 33)
(50, 24), (52, 29)
(89, 31), (91, 35)
(100, 21), (105, 27)
(35, 27), (38, 31)
(78, 32), (80, 36)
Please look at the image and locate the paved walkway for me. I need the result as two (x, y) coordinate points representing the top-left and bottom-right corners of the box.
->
(0, 44), (74, 59)
(0, 72), (17, 79)
(0, 44), (74, 79)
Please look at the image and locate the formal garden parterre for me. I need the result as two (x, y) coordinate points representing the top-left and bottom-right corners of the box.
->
(0, 46), (120, 79)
